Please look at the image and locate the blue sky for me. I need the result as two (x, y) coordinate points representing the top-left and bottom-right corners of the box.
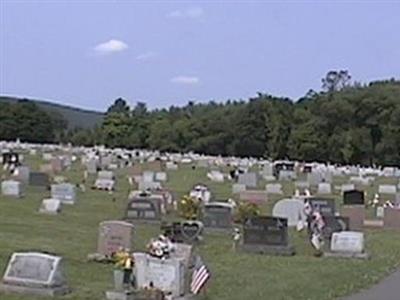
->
(1, 1), (399, 111)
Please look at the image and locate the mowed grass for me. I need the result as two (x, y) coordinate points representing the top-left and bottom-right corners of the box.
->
(1, 156), (400, 300)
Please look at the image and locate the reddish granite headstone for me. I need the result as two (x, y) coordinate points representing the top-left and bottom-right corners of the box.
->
(97, 221), (134, 257)
(341, 205), (365, 231)
(384, 208), (400, 230)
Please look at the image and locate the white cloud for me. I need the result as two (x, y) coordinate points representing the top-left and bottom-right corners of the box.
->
(167, 7), (204, 19)
(170, 76), (200, 85)
(94, 39), (128, 54)
(136, 51), (158, 61)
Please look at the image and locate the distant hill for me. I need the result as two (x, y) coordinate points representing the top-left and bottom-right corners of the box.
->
(0, 96), (104, 129)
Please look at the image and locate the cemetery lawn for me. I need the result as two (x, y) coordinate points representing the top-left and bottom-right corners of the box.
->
(1, 161), (400, 300)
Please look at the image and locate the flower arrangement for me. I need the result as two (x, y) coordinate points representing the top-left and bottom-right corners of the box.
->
(234, 201), (260, 224)
(178, 194), (200, 220)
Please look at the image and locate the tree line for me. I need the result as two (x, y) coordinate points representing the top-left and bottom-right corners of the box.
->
(1, 72), (399, 166)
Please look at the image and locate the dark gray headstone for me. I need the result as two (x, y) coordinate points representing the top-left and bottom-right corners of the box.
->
(125, 194), (162, 222)
(240, 216), (295, 256)
(29, 172), (49, 187)
(343, 190), (365, 205)
(202, 202), (234, 229)
(307, 198), (336, 216)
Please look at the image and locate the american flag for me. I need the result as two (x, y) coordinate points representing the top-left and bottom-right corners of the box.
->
(190, 255), (210, 295)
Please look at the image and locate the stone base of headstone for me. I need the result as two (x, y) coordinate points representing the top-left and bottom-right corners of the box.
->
(87, 253), (110, 263)
(106, 289), (187, 300)
(323, 251), (369, 260)
(364, 219), (383, 228)
(0, 283), (70, 297)
(106, 290), (134, 300)
(239, 244), (295, 256)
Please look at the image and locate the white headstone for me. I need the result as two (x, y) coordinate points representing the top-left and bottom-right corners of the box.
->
(39, 199), (62, 214)
(207, 170), (224, 183)
(238, 173), (257, 188)
(155, 172), (167, 182)
(330, 231), (364, 254)
(317, 183), (332, 194)
(378, 185), (397, 195)
(272, 198), (305, 227)
(266, 183), (283, 195)
(1, 180), (22, 198)
(341, 184), (355, 193)
(232, 183), (246, 194)
(134, 253), (185, 297)
(51, 183), (76, 205)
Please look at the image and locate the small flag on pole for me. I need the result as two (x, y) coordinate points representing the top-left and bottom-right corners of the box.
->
(190, 255), (210, 295)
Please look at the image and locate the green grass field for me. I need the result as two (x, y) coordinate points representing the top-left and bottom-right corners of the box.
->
(1, 155), (400, 300)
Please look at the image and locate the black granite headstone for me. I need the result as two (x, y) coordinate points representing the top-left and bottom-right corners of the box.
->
(322, 216), (349, 239)
(243, 216), (288, 246)
(343, 190), (365, 205)
(308, 198), (336, 216)
(29, 172), (49, 187)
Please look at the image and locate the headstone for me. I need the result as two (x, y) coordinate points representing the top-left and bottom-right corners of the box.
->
(322, 216), (349, 239)
(166, 162), (178, 170)
(1, 180), (22, 198)
(97, 221), (134, 257)
(343, 190), (365, 205)
(162, 221), (203, 244)
(384, 208), (400, 230)
(278, 170), (296, 181)
(155, 172), (167, 182)
(142, 171), (154, 183)
(295, 181), (310, 189)
(341, 184), (355, 194)
(262, 164), (274, 177)
(266, 183), (283, 195)
(0, 252), (70, 296)
(98, 170), (114, 180)
(325, 231), (368, 259)
(169, 243), (193, 270)
(378, 185), (397, 195)
(134, 253), (185, 298)
(51, 183), (76, 205)
(307, 172), (322, 186)
(138, 180), (162, 191)
(341, 206), (365, 231)
(86, 159), (98, 174)
(146, 160), (164, 172)
(39, 199), (62, 215)
(240, 216), (295, 256)
(272, 198), (305, 227)
(376, 206), (385, 218)
(207, 170), (224, 183)
(307, 198), (336, 216)
(125, 193), (162, 222)
(13, 166), (30, 184)
(238, 173), (257, 188)
(317, 183), (332, 194)
(232, 183), (246, 194)
(202, 202), (234, 229)
(29, 172), (49, 187)
(239, 190), (268, 204)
